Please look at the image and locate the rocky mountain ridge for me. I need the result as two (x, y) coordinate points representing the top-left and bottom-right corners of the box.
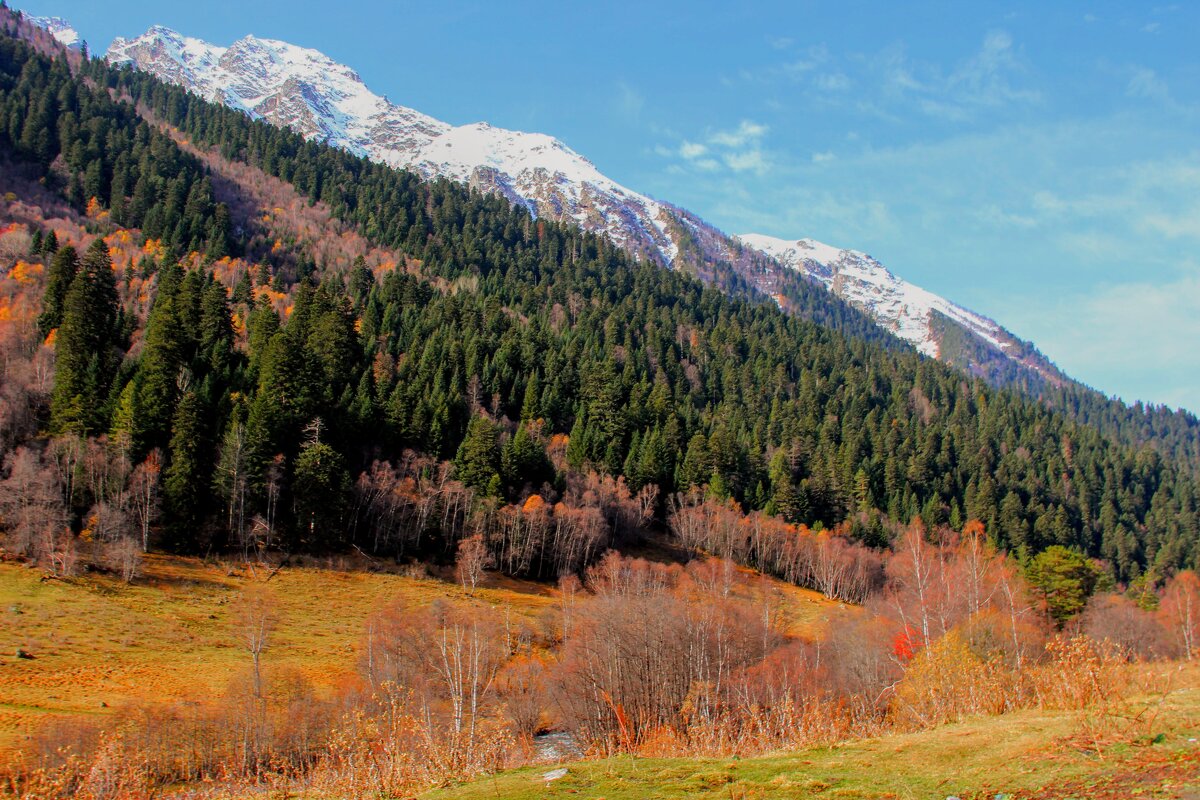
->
(95, 21), (1061, 382)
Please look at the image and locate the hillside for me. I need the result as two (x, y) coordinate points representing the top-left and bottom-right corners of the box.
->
(1, 15), (1198, 581)
(0, 554), (845, 754)
(94, 17), (1200, 476)
(100, 23), (1082, 388)
(0, 556), (549, 753)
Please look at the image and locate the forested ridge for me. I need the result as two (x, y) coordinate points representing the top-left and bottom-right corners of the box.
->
(1, 15), (1198, 586)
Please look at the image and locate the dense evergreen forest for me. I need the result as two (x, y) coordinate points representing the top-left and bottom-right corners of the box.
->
(1, 17), (1199, 584)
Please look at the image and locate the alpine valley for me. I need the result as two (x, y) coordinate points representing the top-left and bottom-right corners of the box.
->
(101, 23), (1067, 389)
(4, 7), (1200, 800)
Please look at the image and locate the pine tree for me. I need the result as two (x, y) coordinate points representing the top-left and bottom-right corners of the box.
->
(164, 389), (209, 546)
(136, 269), (189, 453)
(37, 244), (78, 336)
(502, 422), (551, 491)
(520, 371), (541, 422)
(1026, 545), (1101, 626)
(347, 255), (373, 306)
(455, 415), (501, 493)
(50, 240), (118, 434)
(293, 438), (349, 547)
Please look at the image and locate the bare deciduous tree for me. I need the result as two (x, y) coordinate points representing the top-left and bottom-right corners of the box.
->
(455, 534), (491, 593)
(1160, 571), (1200, 660)
(129, 450), (162, 552)
(232, 585), (280, 699)
(0, 446), (68, 562)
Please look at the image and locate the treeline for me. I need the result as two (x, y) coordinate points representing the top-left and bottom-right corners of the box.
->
(0, 19), (1199, 584)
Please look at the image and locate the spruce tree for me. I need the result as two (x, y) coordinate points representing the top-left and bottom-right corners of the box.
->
(455, 415), (501, 493)
(293, 438), (349, 547)
(37, 244), (78, 336)
(164, 389), (209, 546)
(50, 240), (118, 434)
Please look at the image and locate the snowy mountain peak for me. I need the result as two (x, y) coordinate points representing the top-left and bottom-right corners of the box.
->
(737, 233), (1015, 359)
(104, 23), (1059, 386)
(105, 26), (678, 263)
(28, 14), (80, 49)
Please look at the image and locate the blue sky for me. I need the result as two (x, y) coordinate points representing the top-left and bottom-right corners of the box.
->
(20, 1), (1200, 413)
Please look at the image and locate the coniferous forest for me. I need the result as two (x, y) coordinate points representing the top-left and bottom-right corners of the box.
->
(1, 17), (1198, 589)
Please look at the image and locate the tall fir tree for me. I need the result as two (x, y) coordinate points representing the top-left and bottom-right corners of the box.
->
(37, 244), (78, 337)
(49, 240), (118, 434)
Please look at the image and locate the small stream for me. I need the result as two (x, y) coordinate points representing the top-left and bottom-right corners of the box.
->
(532, 731), (583, 763)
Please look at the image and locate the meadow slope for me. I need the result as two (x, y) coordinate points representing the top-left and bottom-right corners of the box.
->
(0, 554), (843, 757)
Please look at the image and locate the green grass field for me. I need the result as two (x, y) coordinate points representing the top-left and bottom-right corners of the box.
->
(421, 681), (1200, 800)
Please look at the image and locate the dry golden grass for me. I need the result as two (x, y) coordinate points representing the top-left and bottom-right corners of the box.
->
(0, 554), (849, 759)
(0, 555), (558, 757)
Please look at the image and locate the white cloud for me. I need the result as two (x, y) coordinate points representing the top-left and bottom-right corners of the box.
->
(724, 149), (768, 174)
(656, 120), (771, 175)
(815, 72), (852, 92)
(811, 151), (836, 164)
(710, 120), (769, 148)
(1003, 273), (1200, 410)
(847, 31), (1043, 122)
(1126, 66), (1175, 107)
(1141, 209), (1200, 239)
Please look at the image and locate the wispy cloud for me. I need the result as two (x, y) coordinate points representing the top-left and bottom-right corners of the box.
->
(658, 119), (771, 175)
(709, 120), (768, 148)
(1003, 272), (1200, 410)
(886, 30), (1042, 121)
(1127, 66), (1169, 101)
(815, 72), (852, 92)
(612, 82), (645, 120)
(736, 31), (1041, 124)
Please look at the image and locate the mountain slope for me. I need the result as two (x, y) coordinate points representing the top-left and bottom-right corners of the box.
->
(106, 27), (681, 264)
(4, 13), (1200, 578)
(737, 233), (1067, 385)
(28, 14), (80, 49)
(104, 24), (1067, 388)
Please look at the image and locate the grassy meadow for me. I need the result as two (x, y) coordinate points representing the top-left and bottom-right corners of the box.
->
(0, 554), (843, 758)
(421, 675), (1200, 800)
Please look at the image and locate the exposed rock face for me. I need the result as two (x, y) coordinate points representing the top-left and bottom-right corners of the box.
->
(28, 15), (81, 49)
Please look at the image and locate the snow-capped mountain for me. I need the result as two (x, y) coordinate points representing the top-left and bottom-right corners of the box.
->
(736, 233), (1065, 382)
(738, 235), (1000, 357)
(104, 24), (1062, 386)
(28, 15), (80, 49)
(106, 27), (679, 263)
